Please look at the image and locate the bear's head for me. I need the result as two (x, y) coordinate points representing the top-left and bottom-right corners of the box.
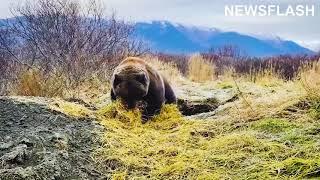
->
(112, 67), (150, 109)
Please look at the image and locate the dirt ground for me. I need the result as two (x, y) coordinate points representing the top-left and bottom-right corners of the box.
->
(0, 97), (106, 179)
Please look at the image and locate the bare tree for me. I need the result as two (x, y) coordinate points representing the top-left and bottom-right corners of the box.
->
(0, 0), (148, 95)
(0, 22), (18, 95)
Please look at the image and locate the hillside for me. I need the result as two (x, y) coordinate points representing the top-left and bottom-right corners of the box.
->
(134, 21), (314, 57)
(1, 73), (320, 179)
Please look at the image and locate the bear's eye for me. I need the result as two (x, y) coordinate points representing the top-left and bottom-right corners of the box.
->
(136, 74), (146, 84)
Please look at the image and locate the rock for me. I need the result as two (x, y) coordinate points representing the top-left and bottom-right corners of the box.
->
(1, 144), (30, 165)
(0, 141), (14, 150)
(19, 138), (34, 147)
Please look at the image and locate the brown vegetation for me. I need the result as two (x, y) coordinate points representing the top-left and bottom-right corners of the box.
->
(0, 0), (147, 97)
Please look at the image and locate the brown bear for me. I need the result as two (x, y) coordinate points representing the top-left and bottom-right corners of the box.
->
(110, 57), (177, 121)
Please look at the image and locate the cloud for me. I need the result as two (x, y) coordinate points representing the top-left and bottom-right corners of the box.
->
(298, 40), (320, 52)
(104, 0), (320, 49)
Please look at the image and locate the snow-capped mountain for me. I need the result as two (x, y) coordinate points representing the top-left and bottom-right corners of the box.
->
(134, 21), (314, 57)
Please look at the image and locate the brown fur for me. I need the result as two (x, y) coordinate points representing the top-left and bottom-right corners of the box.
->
(111, 57), (177, 121)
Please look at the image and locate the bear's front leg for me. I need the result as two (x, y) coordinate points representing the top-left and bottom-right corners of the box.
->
(141, 85), (166, 123)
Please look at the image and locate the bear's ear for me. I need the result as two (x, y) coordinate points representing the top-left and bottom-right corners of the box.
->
(135, 73), (147, 84)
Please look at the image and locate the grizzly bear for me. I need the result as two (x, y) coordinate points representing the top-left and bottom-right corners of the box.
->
(110, 57), (176, 121)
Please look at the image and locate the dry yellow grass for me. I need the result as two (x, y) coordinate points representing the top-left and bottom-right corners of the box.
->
(49, 98), (320, 179)
(300, 60), (320, 119)
(93, 102), (270, 179)
(188, 54), (215, 82)
(12, 67), (110, 105)
(49, 99), (93, 118)
(230, 81), (306, 122)
(67, 75), (110, 105)
(14, 68), (66, 97)
(301, 60), (320, 100)
(246, 69), (284, 87)
(145, 55), (183, 84)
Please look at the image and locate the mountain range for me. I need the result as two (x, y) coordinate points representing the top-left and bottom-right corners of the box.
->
(134, 21), (314, 57)
(0, 18), (314, 57)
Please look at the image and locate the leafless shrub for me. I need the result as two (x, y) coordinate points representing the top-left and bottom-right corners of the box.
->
(202, 46), (318, 80)
(0, 0), (148, 97)
(0, 24), (19, 95)
(154, 46), (319, 82)
(156, 53), (188, 75)
(208, 45), (245, 59)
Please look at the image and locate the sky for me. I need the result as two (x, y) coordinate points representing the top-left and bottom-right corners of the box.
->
(1, 0), (319, 51)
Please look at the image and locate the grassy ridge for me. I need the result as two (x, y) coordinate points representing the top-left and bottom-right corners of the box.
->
(44, 57), (320, 179)
(50, 96), (320, 179)
(96, 106), (320, 179)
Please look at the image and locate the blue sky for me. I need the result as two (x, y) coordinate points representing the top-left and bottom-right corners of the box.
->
(1, 0), (319, 51)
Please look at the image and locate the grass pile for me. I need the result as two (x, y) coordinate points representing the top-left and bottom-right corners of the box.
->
(49, 100), (93, 118)
(86, 102), (320, 179)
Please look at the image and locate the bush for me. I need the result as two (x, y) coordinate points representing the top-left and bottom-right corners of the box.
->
(0, 0), (148, 97)
(301, 60), (320, 119)
(202, 52), (319, 81)
(187, 54), (215, 82)
(302, 61), (320, 100)
(156, 53), (189, 75)
(146, 56), (183, 83)
(14, 68), (66, 97)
